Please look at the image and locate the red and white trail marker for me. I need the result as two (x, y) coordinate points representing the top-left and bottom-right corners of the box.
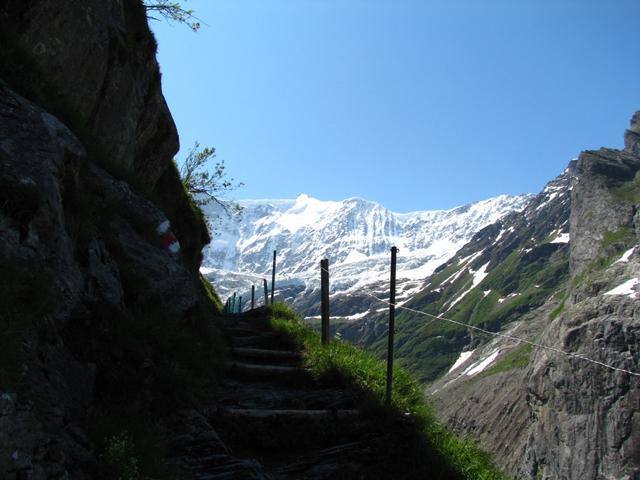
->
(157, 220), (181, 254)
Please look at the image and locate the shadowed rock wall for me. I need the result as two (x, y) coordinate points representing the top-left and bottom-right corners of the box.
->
(0, 2), (219, 478)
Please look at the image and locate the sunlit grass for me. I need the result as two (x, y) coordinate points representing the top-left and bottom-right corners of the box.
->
(270, 302), (507, 480)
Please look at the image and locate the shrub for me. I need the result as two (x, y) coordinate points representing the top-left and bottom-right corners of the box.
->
(101, 432), (140, 480)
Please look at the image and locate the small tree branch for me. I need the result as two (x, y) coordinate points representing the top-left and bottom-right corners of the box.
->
(177, 142), (243, 226)
(142, 1), (203, 31)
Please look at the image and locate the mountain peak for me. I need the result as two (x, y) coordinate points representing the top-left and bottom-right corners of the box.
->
(202, 192), (532, 299)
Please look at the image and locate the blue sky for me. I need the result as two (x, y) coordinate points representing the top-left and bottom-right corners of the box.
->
(150, 0), (640, 212)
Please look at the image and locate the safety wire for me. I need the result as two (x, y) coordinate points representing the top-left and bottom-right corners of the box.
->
(366, 291), (640, 377)
(318, 264), (640, 377)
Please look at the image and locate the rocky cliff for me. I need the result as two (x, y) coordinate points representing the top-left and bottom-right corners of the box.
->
(0, 2), (220, 478)
(405, 114), (640, 479)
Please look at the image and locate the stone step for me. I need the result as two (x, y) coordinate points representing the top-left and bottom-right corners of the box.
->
(231, 347), (300, 361)
(225, 361), (309, 381)
(229, 333), (287, 349)
(275, 441), (368, 477)
(224, 327), (264, 337)
(221, 309), (271, 327)
(218, 407), (361, 421)
(216, 381), (359, 410)
(190, 456), (272, 480)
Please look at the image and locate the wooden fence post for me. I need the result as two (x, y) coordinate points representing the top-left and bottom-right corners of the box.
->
(386, 246), (398, 406)
(232, 292), (237, 314)
(251, 285), (255, 310)
(238, 296), (242, 313)
(271, 250), (277, 305)
(320, 258), (330, 345)
(263, 279), (268, 306)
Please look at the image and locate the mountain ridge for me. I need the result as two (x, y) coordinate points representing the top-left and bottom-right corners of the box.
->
(201, 192), (533, 309)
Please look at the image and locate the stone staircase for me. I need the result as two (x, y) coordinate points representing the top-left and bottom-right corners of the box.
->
(168, 307), (375, 479)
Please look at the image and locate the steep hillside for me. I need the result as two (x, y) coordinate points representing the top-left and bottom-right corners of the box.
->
(355, 115), (640, 479)
(0, 2), (220, 478)
(201, 193), (531, 313)
(333, 161), (572, 380)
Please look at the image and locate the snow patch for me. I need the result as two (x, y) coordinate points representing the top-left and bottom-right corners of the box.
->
(342, 250), (369, 264)
(543, 184), (564, 194)
(339, 311), (369, 321)
(444, 262), (491, 312)
(551, 232), (570, 244)
(483, 290), (492, 297)
(614, 246), (636, 264)
(459, 251), (484, 265)
(464, 349), (500, 376)
(604, 278), (639, 298)
(448, 350), (475, 374)
(535, 191), (560, 211)
(443, 266), (468, 285)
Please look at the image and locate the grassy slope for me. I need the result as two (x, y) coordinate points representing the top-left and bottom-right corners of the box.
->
(367, 240), (570, 382)
(270, 303), (506, 480)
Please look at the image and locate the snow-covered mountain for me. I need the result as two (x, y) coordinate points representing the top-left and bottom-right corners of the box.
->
(200, 193), (533, 311)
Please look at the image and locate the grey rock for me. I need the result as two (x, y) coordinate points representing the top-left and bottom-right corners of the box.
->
(0, 0), (179, 187)
(421, 117), (640, 479)
(569, 148), (640, 278)
(624, 111), (640, 156)
(85, 238), (124, 306)
(0, 394), (16, 417)
(1, 1), (212, 479)
(0, 63), (200, 480)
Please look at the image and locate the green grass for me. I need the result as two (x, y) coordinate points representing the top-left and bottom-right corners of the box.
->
(548, 300), (565, 321)
(374, 243), (569, 382)
(99, 431), (141, 480)
(89, 410), (186, 480)
(602, 227), (634, 249)
(474, 344), (533, 380)
(571, 226), (635, 290)
(200, 273), (223, 313)
(270, 303), (506, 480)
(610, 171), (640, 204)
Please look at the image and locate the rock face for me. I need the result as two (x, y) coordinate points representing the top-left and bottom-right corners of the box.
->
(1, 0), (178, 188)
(569, 148), (639, 277)
(0, 2), (216, 478)
(625, 111), (640, 156)
(521, 144), (640, 480)
(412, 122), (640, 479)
